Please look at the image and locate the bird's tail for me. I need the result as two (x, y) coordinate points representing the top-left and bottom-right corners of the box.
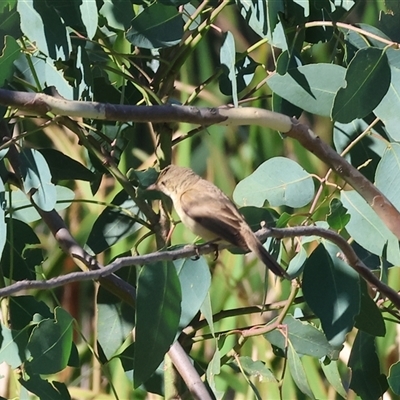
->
(245, 230), (289, 279)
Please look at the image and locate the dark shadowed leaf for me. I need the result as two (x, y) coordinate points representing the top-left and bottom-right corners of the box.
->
(86, 189), (144, 254)
(332, 48), (390, 123)
(302, 243), (360, 347)
(127, 4), (183, 49)
(26, 308), (74, 375)
(348, 331), (388, 400)
(134, 262), (181, 388)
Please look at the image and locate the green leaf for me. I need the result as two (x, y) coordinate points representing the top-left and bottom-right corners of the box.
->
(332, 48), (391, 123)
(77, 0), (98, 39)
(333, 119), (386, 183)
(206, 346), (223, 399)
(86, 189), (144, 254)
(235, 0), (286, 48)
(19, 375), (71, 400)
(174, 256), (211, 330)
(9, 186), (75, 223)
(341, 190), (400, 265)
(19, 148), (57, 212)
(0, 323), (29, 368)
(17, 0), (71, 60)
(200, 292), (215, 338)
(321, 359), (348, 399)
(268, 64), (346, 117)
(126, 4), (183, 49)
(354, 280), (385, 337)
(219, 31), (238, 107)
(220, 54), (259, 97)
(375, 143), (400, 211)
(14, 55), (73, 99)
(233, 157), (314, 208)
(26, 308), (74, 375)
(1, 219), (43, 280)
(374, 67), (400, 140)
(229, 356), (277, 382)
(99, 0), (134, 30)
(286, 246), (307, 277)
(348, 330), (388, 400)
(326, 198), (350, 230)
(264, 315), (335, 358)
(38, 149), (95, 182)
(134, 262), (181, 388)
(97, 285), (135, 360)
(0, 177), (5, 260)
(9, 295), (53, 330)
(287, 342), (315, 399)
(302, 243), (360, 347)
(0, 35), (20, 87)
(388, 361), (400, 395)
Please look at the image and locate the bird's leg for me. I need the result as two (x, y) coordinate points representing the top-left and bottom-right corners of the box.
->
(191, 239), (220, 261)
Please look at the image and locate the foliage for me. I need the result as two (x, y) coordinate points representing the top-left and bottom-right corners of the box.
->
(0, 0), (399, 399)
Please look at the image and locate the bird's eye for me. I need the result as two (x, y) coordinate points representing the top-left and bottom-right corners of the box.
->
(160, 181), (166, 186)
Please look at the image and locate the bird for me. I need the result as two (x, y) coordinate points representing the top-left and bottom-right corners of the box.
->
(147, 165), (288, 279)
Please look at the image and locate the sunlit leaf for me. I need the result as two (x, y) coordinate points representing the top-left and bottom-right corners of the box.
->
(19, 148), (56, 212)
(233, 157), (314, 208)
(341, 190), (400, 265)
(268, 64), (346, 116)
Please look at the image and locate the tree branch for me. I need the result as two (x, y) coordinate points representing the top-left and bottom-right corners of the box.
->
(1, 88), (398, 239)
(0, 225), (399, 308)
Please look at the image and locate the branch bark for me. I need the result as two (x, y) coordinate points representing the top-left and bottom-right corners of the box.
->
(0, 225), (398, 309)
(0, 88), (398, 240)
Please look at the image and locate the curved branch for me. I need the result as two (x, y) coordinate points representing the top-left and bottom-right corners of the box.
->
(1, 88), (398, 240)
(1, 225), (399, 308)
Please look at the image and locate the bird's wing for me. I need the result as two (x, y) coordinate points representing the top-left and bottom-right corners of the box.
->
(180, 188), (247, 248)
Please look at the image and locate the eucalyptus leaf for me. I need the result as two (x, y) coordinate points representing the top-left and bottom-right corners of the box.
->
(127, 4), (183, 49)
(375, 143), (400, 211)
(265, 315), (335, 358)
(388, 361), (400, 395)
(17, 0), (71, 60)
(341, 190), (400, 265)
(233, 157), (314, 208)
(0, 323), (29, 368)
(134, 262), (181, 388)
(26, 308), (74, 375)
(0, 35), (20, 87)
(219, 31), (238, 107)
(287, 343), (315, 399)
(348, 331), (388, 399)
(332, 48), (391, 123)
(374, 67), (400, 140)
(19, 148), (56, 212)
(86, 189), (145, 254)
(268, 64), (346, 117)
(9, 186), (75, 223)
(302, 243), (360, 347)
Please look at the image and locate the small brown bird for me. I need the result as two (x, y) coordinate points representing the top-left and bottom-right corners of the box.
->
(148, 165), (288, 279)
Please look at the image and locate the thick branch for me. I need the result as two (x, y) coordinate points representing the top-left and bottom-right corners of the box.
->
(286, 120), (400, 239)
(1, 88), (398, 239)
